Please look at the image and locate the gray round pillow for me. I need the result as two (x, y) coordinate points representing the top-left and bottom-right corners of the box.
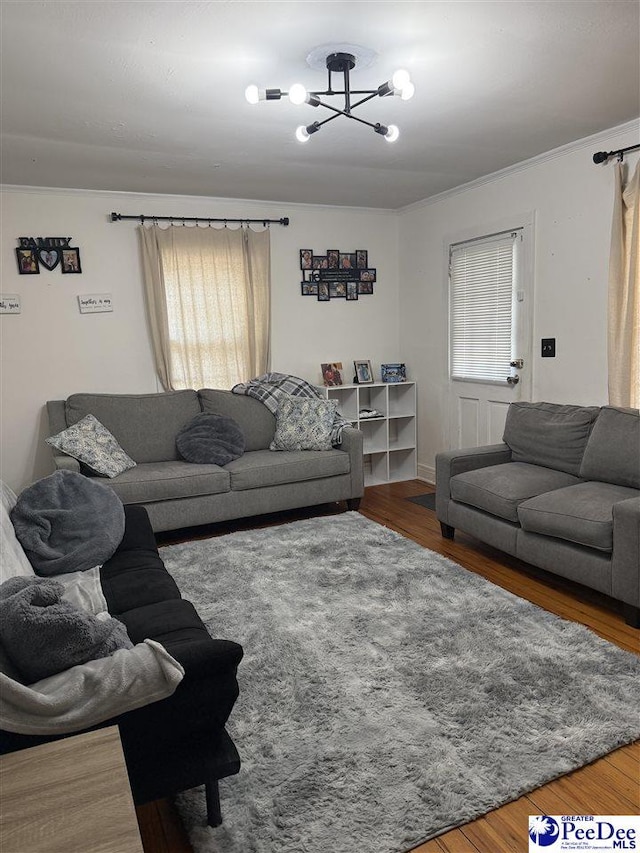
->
(176, 413), (245, 466)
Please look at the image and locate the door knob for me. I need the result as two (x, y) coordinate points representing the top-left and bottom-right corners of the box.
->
(510, 359), (524, 369)
(507, 375), (520, 385)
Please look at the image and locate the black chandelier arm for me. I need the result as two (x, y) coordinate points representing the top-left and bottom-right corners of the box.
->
(309, 89), (381, 97)
(309, 99), (382, 132)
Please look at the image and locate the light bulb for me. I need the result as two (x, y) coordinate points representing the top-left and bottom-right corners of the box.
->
(400, 81), (415, 101)
(295, 125), (310, 142)
(385, 125), (400, 143)
(392, 69), (411, 90)
(289, 83), (307, 105)
(245, 85), (260, 105)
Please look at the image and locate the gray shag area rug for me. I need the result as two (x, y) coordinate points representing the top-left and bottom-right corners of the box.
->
(162, 512), (640, 853)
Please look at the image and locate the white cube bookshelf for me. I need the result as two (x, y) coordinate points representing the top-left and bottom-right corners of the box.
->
(319, 381), (417, 486)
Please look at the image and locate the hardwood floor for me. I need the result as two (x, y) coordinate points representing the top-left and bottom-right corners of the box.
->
(137, 480), (639, 852)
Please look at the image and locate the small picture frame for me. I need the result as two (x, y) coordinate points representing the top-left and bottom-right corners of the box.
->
(339, 252), (356, 270)
(354, 359), (373, 384)
(356, 250), (368, 269)
(381, 363), (407, 383)
(346, 281), (359, 301)
(330, 281), (346, 298)
(313, 255), (328, 269)
(321, 362), (343, 386)
(300, 249), (313, 270)
(327, 249), (339, 270)
(301, 282), (318, 296)
(16, 248), (39, 275)
(61, 248), (82, 274)
(317, 282), (330, 301)
(358, 281), (374, 295)
(360, 268), (376, 283)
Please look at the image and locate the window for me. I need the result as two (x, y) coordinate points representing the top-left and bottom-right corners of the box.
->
(449, 230), (521, 383)
(140, 225), (270, 391)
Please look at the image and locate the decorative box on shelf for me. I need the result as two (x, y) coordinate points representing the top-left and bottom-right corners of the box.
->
(319, 381), (417, 485)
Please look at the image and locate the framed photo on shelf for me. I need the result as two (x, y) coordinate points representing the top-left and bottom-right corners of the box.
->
(381, 363), (407, 383)
(16, 248), (40, 275)
(60, 248), (82, 274)
(354, 359), (374, 384)
(321, 362), (343, 386)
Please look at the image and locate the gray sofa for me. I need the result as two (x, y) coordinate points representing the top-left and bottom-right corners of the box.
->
(435, 402), (640, 626)
(47, 389), (364, 533)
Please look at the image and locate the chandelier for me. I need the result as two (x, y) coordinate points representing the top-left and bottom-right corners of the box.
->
(245, 50), (414, 143)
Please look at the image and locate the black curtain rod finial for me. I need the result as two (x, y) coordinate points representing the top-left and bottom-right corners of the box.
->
(592, 142), (640, 165)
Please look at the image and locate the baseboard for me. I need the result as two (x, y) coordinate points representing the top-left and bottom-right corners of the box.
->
(417, 464), (435, 484)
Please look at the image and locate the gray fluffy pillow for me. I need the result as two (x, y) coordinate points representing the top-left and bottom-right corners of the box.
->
(176, 413), (245, 466)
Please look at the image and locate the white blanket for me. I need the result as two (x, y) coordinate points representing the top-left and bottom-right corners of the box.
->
(0, 639), (184, 735)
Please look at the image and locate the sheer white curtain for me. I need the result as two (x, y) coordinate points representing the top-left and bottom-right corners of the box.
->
(608, 160), (640, 408)
(139, 225), (270, 390)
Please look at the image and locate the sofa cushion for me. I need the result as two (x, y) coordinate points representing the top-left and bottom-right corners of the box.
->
(450, 462), (582, 523)
(65, 391), (201, 463)
(96, 461), (230, 504)
(502, 401), (600, 476)
(226, 449), (350, 491)
(176, 413), (245, 465)
(198, 389), (275, 451)
(579, 406), (640, 489)
(518, 481), (640, 552)
(46, 414), (137, 478)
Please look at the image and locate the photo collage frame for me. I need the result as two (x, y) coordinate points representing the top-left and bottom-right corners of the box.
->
(300, 248), (375, 301)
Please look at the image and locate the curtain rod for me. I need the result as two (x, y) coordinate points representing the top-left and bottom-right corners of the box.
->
(592, 142), (640, 164)
(110, 212), (289, 226)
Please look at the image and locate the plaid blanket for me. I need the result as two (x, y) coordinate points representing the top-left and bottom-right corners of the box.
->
(232, 373), (351, 445)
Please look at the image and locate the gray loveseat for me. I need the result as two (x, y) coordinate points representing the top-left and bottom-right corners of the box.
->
(47, 390), (364, 533)
(435, 402), (640, 626)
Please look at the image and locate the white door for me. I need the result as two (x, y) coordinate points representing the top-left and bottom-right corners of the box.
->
(447, 219), (534, 449)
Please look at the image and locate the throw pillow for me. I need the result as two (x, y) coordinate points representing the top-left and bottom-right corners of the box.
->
(176, 412), (245, 465)
(270, 396), (339, 451)
(0, 575), (132, 683)
(46, 414), (136, 478)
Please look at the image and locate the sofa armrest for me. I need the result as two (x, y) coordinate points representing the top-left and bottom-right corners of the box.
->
(338, 427), (364, 499)
(51, 454), (80, 474)
(612, 495), (640, 608)
(435, 443), (512, 524)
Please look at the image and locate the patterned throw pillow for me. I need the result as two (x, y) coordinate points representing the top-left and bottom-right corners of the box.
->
(270, 396), (339, 452)
(46, 414), (136, 478)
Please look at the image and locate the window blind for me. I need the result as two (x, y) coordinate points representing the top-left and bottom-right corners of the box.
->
(449, 230), (520, 383)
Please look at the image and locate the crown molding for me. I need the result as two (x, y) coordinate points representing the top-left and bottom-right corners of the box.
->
(398, 119), (640, 214)
(0, 183), (395, 217)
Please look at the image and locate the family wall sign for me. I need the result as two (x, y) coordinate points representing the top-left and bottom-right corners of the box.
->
(16, 237), (82, 275)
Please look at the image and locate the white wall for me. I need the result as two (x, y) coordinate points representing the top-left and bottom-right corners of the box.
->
(1, 189), (400, 491)
(398, 123), (640, 481)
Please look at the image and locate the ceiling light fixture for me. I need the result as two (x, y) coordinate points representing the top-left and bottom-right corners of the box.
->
(245, 51), (414, 143)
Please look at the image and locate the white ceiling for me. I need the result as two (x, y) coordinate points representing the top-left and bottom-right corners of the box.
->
(2, 1), (639, 209)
